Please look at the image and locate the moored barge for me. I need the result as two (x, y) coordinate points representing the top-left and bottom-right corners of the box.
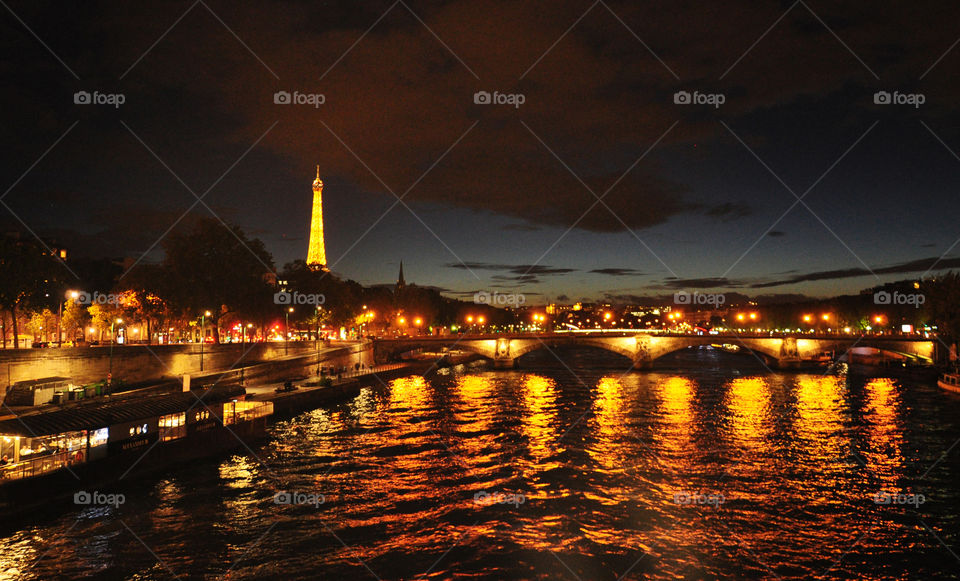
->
(0, 385), (273, 517)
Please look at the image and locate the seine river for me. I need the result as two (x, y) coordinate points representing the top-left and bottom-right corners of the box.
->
(2, 348), (959, 580)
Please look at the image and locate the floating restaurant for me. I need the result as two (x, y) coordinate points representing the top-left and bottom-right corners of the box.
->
(0, 386), (272, 509)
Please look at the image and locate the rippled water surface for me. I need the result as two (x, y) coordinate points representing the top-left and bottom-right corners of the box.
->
(3, 353), (960, 580)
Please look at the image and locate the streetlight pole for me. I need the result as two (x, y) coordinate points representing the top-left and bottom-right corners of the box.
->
(200, 310), (211, 371)
(57, 290), (79, 347)
(285, 307), (293, 355)
(109, 318), (122, 386)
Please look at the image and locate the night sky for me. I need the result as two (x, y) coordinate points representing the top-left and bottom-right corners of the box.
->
(3, 1), (960, 304)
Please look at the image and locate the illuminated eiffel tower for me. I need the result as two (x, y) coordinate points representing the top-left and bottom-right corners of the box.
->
(306, 166), (327, 271)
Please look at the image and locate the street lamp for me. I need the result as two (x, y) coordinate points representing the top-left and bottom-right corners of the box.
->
(58, 290), (79, 347)
(200, 310), (211, 371)
(108, 318), (122, 385)
(285, 307), (294, 355)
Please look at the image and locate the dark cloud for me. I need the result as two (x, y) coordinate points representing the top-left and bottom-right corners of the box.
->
(446, 262), (575, 276)
(656, 277), (746, 289)
(590, 268), (644, 276)
(705, 202), (752, 222)
(492, 274), (540, 284)
(767, 230), (786, 237)
(749, 255), (960, 288)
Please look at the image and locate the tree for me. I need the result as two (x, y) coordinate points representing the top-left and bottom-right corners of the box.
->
(924, 272), (960, 362)
(161, 218), (275, 343)
(88, 303), (123, 342)
(0, 236), (63, 348)
(24, 308), (55, 341)
(61, 297), (90, 342)
(117, 264), (170, 344)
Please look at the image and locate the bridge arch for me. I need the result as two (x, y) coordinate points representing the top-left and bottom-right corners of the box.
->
(508, 337), (638, 366)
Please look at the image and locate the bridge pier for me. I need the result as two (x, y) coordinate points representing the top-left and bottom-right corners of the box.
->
(492, 358), (516, 369)
(632, 357), (654, 369)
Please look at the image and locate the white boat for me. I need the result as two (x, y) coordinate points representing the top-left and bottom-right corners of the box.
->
(938, 372), (960, 394)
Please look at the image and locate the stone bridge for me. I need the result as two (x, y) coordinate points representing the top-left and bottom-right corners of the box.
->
(374, 333), (939, 369)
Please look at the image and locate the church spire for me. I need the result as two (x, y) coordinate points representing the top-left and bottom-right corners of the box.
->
(396, 261), (406, 293)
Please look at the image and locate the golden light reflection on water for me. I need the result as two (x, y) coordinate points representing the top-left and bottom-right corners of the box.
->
(589, 376), (629, 470)
(863, 378), (903, 488)
(450, 375), (498, 463)
(0, 535), (35, 580)
(518, 374), (560, 462)
(389, 375), (431, 411)
(725, 376), (772, 446)
(794, 376), (849, 477)
(654, 376), (696, 455)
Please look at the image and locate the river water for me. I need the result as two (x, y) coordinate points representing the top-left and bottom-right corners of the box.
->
(2, 348), (959, 580)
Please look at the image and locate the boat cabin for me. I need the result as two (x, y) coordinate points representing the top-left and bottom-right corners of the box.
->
(0, 386), (272, 483)
(3, 377), (72, 407)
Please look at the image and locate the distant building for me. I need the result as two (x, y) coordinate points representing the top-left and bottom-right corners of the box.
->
(3, 230), (67, 261)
